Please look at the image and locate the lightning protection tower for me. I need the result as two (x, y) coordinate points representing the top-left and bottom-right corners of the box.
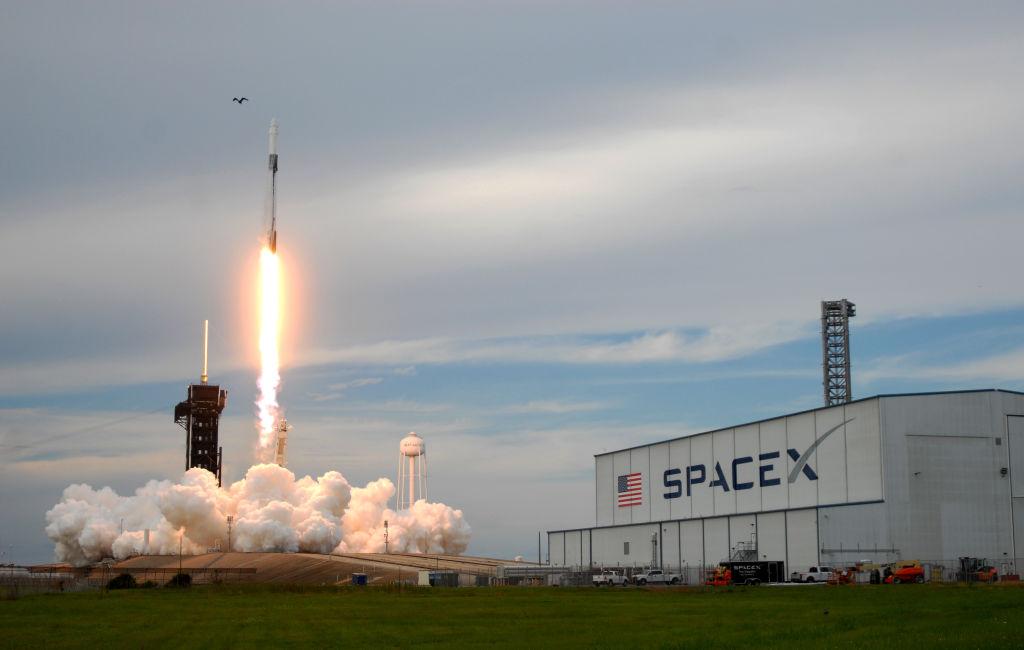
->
(175, 320), (227, 485)
(274, 417), (290, 467)
(821, 299), (856, 406)
(397, 432), (427, 510)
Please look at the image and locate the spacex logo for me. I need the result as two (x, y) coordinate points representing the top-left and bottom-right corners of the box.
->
(662, 418), (853, 499)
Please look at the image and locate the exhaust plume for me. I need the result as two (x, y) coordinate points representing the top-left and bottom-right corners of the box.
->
(256, 246), (281, 461)
(45, 464), (471, 566)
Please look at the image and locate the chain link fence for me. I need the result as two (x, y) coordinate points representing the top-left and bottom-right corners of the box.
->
(0, 563), (260, 598)
(4, 557), (1021, 596)
(550, 557), (1024, 587)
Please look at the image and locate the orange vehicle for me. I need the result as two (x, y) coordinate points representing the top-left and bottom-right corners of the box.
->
(958, 557), (999, 582)
(975, 565), (999, 583)
(705, 566), (732, 586)
(832, 568), (857, 585)
(883, 561), (925, 584)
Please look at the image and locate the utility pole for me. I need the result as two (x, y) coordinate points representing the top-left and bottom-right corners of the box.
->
(383, 520), (389, 554)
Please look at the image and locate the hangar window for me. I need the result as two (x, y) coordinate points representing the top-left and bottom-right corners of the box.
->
(624, 542), (630, 556)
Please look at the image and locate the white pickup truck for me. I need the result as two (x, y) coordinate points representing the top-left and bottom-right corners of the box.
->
(632, 569), (682, 585)
(791, 566), (835, 583)
(592, 570), (628, 586)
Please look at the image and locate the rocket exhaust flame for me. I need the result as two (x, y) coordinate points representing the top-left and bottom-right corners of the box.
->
(256, 246), (282, 461)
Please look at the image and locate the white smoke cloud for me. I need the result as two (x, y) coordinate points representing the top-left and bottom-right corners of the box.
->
(45, 463), (470, 566)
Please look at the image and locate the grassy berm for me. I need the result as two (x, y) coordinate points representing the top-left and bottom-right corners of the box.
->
(2, 584), (1022, 648)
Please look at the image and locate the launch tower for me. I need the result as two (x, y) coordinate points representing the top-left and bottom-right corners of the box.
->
(274, 417), (290, 467)
(821, 299), (856, 406)
(175, 320), (227, 485)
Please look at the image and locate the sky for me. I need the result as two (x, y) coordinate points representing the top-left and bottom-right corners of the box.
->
(2, 1), (1024, 564)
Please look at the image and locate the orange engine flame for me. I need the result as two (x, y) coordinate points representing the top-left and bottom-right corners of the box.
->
(256, 246), (281, 461)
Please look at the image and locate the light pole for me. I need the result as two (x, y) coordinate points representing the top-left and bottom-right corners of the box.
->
(384, 520), (389, 554)
(226, 516), (233, 552)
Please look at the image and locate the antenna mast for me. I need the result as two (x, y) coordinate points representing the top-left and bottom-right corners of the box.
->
(201, 319), (209, 384)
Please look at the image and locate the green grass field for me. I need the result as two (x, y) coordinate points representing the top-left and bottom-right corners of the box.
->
(2, 584), (1022, 648)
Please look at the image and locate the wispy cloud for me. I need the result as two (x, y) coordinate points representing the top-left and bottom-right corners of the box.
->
(431, 421), (696, 480)
(584, 367), (819, 387)
(303, 322), (809, 368)
(324, 399), (452, 414)
(861, 348), (1024, 384)
(0, 352), (201, 396)
(500, 400), (609, 415)
(309, 377), (384, 402)
(327, 377), (383, 391)
(0, 322), (809, 395)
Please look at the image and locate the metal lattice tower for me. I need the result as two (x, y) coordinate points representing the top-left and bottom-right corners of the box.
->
(174, 384), (227, 484)
(174, 321), (227, 485)
(821, 299), (856, 406)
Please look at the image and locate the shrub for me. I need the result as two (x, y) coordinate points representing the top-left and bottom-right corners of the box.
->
(166, 573), (192, 588)
(107, 573), (137, 590)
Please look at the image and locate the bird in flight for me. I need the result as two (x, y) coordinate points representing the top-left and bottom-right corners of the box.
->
(233, 97), (248, 104)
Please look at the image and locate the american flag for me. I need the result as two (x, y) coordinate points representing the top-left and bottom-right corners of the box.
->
(617, 473), (642, 507)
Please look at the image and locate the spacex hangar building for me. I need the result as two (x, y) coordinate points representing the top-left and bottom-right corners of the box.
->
(548, 389), (1024, 574)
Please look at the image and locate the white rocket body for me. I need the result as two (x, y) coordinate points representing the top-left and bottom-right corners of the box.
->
(267, 119), (279, 252)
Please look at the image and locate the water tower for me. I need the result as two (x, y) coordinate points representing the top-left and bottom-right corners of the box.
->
(397, 431), (427, 510)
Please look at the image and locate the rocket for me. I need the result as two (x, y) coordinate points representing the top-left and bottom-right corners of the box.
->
(267, 118), (279, 253)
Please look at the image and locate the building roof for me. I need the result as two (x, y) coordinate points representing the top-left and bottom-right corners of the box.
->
(595, 388), (1024, 458)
